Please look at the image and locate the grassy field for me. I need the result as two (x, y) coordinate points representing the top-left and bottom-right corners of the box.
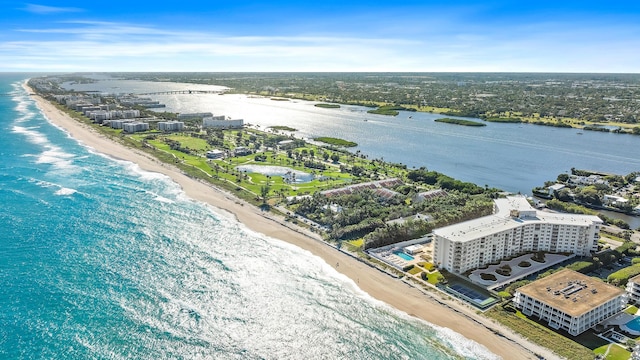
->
(485, 307), (594, 360)
(594, 344), (631, 360)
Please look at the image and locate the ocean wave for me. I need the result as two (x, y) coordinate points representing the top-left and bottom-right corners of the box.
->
(12, 125), (49, 145)
(153, 194), (175, 203)
(30, 178), (78, 196)
(35, 147), (79, 173)
(433, 326), (500, 360)
(55, 187), (77, 196)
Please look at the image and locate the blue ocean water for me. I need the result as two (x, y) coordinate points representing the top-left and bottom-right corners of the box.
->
(0, 74), (497, 359)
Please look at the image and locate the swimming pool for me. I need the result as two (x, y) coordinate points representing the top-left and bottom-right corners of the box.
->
(394, 251), (414, 261)
(626, 317), (640, 332)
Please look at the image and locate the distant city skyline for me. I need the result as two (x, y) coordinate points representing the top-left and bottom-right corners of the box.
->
(2, 1), (639, 73)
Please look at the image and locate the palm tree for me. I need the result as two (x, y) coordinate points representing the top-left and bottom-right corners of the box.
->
(260, 184), (271, 205)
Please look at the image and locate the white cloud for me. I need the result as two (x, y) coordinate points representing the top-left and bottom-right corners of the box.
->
(2, 19), (640, 72)
(22, 3), (83, 14)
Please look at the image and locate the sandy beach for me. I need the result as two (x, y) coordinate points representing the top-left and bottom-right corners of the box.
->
(26, 83), (561, 360)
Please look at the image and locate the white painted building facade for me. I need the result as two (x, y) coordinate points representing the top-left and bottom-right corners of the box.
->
(514, 269), (627, 336)
(157, 121), (184, 132)
(433, 196), (602, 273)
(202, 117), (243, 129)
(626, 274), (640, 304)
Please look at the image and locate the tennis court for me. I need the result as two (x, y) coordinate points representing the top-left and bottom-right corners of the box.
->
(446, 282), (498, 309)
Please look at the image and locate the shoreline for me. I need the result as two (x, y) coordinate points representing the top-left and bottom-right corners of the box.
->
(25, 82), (561, 360)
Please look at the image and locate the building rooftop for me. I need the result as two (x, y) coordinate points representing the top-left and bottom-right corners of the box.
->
(517, 269), (626, 317)
(432, 196), (602, 242)
(628, 273), (640, 285)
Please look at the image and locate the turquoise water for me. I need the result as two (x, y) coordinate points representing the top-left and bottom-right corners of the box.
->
(0, 75), (497, 359)
(626, 317), (640, 332)
(394, 251), (415, 261)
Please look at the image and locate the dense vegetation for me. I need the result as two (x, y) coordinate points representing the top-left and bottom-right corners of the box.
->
(268, 125), (297, 131)
(367, 105), (416, 116)
(434, 118), (486, 127)
(314, 103), (340, 108)
(407, 167), (490, 194)
(313, 137), (357, 147)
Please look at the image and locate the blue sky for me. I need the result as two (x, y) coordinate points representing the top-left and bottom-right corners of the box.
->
(1, 1), (639, 72)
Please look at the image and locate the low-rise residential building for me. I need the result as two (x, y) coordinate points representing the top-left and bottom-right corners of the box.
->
(603, 194), (629, 207)
(206, 150), (225, 159)
(178, 112), (213, 120)
(277, 139), (296, 149)
(514, 269), (627, 335)
(547, 183), (566, 196)
(120, 109), (140, 118)
(233, 146), (252, 156)
(203, 116), (243, 129)
(627, 274), (640, 304)
(157, 121), (184, 132)
(569, 174), (609, 186)
(122, 122), (149, 133)
(413, 189), (447, 203)
(433, 196), (602, 273)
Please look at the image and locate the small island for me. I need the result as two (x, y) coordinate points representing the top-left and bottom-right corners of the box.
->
(435, 118), (486, 127)
(313, 137), (357, 147)
(314, 103), (340, 109)
(268, 125), (298, 131)
(483, 117), (523, 123)
(367, 105), (416, 116)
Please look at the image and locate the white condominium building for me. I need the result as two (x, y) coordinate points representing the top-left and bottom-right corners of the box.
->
(202, 117), (244, 129)
(626, 274), (640, 304)
(157, 121), (185, 132)
(514, 269), (626, 336)
(433, 196), (602, 273)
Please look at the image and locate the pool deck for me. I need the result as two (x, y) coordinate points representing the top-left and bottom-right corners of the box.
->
(367, 246), (422, 270)
(602, 311), (640, 336)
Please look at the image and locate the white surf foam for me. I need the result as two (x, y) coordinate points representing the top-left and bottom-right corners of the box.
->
(35, 147), (79, 173)
(55, 187), (77, 196)
(12, 125), (49, 145)
(31, 178), (78, 196)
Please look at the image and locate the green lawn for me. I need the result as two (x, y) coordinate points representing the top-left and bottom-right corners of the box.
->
(594, 344), (631, 360)
(165, 135), (210, 151)
(426, 271), (441, 285)
(485, 307), (594, 360)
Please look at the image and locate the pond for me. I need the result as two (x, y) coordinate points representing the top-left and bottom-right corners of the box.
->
(235, 165), (315, 183)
